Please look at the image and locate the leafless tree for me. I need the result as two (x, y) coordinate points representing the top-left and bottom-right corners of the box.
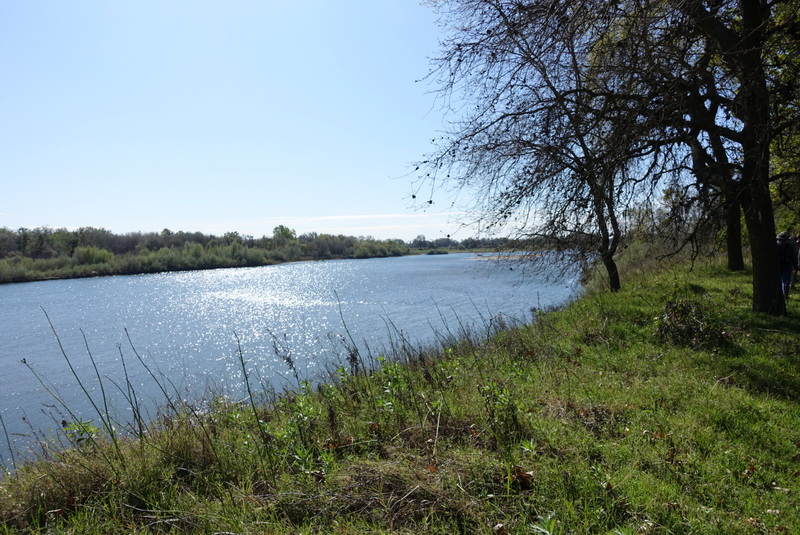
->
(416, 1), (679, 291)
(418, 0), (799, 314)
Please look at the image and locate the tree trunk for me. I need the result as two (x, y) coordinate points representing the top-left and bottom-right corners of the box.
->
(739, 0), (783, 314)
(684, 0), (783, 313)
(723, 192), (744, 271)
(592, 177), (622, 292)
(741, 183), (784, 315)
(602, 252), (621, 292)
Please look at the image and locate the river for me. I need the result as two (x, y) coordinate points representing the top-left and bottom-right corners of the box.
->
(0, 253), (578, 466)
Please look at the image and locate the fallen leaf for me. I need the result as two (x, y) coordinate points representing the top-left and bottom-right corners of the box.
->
(510, 465), (535, 490)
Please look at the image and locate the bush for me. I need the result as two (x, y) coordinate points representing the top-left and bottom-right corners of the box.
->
(72, 246), (114, 265)
(656, 295), (728, 347)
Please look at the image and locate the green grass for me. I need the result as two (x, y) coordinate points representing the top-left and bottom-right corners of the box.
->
(1, 251), (799, 534)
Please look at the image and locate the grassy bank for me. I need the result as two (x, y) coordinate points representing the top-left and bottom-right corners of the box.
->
(1, 252), (799, 533)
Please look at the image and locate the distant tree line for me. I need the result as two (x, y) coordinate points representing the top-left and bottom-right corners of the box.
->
(0, 226), (505, 283)
(408, 234), (510, 250)
(0, 226), (413, 283)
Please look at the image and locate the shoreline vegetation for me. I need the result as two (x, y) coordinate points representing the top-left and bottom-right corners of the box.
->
(2, 243), (798, 533)
(0, 226), (508, 284)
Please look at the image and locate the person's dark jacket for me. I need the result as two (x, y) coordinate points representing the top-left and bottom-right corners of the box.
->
(778, 239), (799, 271)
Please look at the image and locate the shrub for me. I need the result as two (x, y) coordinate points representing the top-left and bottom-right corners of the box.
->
(656, 295), (728, 347)
(72, 246), (114, 265)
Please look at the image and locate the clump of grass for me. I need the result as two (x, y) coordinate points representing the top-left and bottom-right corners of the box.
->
(1, 253), (799, 533)
(655, 293), (730, 348)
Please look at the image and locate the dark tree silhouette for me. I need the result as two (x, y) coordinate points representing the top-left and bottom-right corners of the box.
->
(418, 0), (799, 314)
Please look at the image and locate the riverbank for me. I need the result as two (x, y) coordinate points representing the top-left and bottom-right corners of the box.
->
(1, 251), (798, 533)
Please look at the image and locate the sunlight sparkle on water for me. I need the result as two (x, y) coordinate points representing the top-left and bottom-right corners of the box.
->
(0, 254), (579, 466)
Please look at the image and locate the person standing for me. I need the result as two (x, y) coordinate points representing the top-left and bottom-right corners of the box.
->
(777, 231), (798, 298)
(794, 234), (800, 289)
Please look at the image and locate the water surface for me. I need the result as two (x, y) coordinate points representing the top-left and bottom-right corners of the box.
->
(0, 253), (577, 464)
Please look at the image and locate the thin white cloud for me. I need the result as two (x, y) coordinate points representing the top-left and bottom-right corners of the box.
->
(199, 212), (480, 241)
(301, 212), (474, 223)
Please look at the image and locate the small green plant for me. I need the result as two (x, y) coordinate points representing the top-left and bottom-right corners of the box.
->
(288, 382), (318, 440)
(530, 512), (563, 534)
(62, 419), (99, 446)
(376, 356), (409, 423)
(481, 381), (523, 452)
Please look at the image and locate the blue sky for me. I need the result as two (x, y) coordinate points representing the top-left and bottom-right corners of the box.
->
(0, 1), (473, 241)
